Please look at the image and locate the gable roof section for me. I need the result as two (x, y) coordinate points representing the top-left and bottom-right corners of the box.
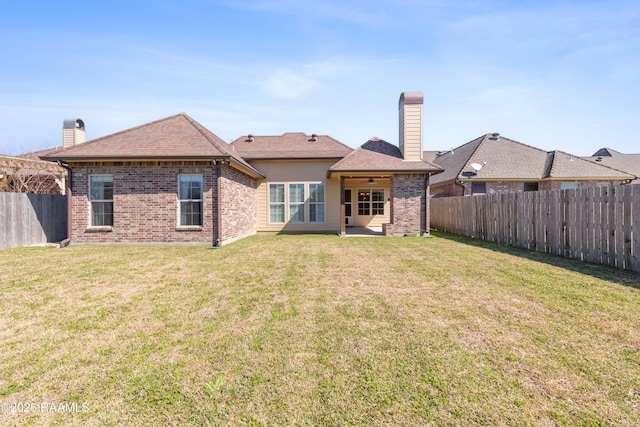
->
(42, 113), (263, 178)
(230, 132), (353, 160)
(430, 134), (634, 184)
(328, 138), (443, 175)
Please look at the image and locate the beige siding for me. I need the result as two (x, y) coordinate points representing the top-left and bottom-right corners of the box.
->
(399, 104), (423, 160)
(251, 160), (341, 232)
(63, 128), (86, 148)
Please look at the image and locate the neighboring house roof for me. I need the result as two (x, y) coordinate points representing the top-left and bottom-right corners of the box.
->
(18, 146), (68, 162)
(41, 113), (264, 178)
(328, 137), (443, 175)
(584, 148), (640, 182)
(429, 133), (634, 184)
(229, 132), (353, 160)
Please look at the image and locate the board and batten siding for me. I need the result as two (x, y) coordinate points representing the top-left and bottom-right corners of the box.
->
(252, 160), (341, 233)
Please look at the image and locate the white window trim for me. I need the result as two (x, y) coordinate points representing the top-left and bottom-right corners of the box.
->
(357, 188), (385, 216)
(308, 182), (325, 224)
(267, 182), (326, 224)
(88, 174), (114, 228)
(288, 183), (306, 223)
(177, 174), (204, 228)
(268, 183), (286, 224)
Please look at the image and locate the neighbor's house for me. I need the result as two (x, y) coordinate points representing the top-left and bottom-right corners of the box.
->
(584, 148), (640, 184)
(426, 133), (636, 197)
(43, 92), (443, 245)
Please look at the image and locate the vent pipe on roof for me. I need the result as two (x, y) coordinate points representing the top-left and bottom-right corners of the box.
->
(247, 134), (254, 142)
(596, 156), (603, 162)
(489, 133), (500, 140)
(310, 133), (318, 142)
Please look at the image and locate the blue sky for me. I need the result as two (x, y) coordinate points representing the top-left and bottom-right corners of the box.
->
(1, 0), (639, 156)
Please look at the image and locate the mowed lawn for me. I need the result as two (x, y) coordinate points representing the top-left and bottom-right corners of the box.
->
(1, 234), (639, 426)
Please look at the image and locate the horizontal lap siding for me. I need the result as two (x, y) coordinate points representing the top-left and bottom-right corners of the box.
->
(252, 160), (341, 233)
(431, 184), (640, 273)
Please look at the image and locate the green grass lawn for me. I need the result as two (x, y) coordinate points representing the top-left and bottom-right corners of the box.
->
(1, 233), (639, 426)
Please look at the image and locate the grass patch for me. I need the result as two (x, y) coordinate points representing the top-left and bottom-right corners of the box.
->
(0, 233), (639, 425)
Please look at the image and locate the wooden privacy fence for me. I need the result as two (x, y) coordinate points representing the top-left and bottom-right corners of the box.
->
(0, 192), (67, 250)
(430, 184), (640, 273)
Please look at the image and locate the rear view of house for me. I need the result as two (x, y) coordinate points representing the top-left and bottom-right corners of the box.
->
(43, 92), (443, 245)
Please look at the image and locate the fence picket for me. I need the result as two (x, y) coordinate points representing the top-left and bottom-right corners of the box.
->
(430, 184), (640, 273)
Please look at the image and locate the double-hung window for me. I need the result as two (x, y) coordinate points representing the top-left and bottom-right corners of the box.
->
(309, 183), (325, 223)
(358, 189), (371, 215)
(178, 174), (203, 226)
(269, 184), (285, 223)
(371, 189), (384, 215)
(289, 183), (305, 223)
(89, 175), (114, 227)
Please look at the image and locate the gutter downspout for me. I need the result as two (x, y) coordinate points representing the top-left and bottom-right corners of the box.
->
(212, 160), (222, 248)
(455, 180), (465, 196)
(57, 161), (72, 248)
(424, 174), (432, 237)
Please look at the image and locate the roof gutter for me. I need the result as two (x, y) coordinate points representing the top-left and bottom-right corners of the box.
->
(57, 161), (72, 248)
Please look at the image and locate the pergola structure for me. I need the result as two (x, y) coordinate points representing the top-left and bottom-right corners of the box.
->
(0, 155), (67, 194)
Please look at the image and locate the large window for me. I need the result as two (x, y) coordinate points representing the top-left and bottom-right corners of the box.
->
(178, 174), (203, 226)
(269, 183), (285, 223)
(89, 175), (113, 227)
(357, 189), (384, 215)
(309, 183), (325, 223)
(268, 182), (325, 224)
(289, 183), (305, 223)
(560, 182), (580, 190)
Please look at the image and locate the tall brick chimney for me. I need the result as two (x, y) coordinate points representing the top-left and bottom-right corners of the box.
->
(62, 118), (86, 148)
(398, 92), (423, 161)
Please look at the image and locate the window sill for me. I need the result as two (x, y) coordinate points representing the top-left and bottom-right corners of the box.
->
(176, 226), (203, 232)
(86, 226), (113, 233)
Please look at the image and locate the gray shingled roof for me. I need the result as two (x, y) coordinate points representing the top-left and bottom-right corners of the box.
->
(329, 138), (443, 174)
(430, 134), (634, 184)
(41, 113), (263, 177)
(584, 148), (640, 182)
(229, 132), (353, 160)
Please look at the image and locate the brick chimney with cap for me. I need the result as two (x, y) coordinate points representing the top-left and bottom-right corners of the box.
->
(398, 92), (423, 161)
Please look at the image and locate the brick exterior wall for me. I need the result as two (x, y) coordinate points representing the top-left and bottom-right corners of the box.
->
(69, 161), (257, 245)
(220, 164), (257, 243)
(390, 173), (427, 235)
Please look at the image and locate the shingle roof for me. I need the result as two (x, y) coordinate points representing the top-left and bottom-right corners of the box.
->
(229, 132), (353, 159)
(328, 137), (443, 174)
(41, 113), (263, 177)
(583, 148), (640, 182)
(430, 134), (634, 184)
(548, 150), (634, 179)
